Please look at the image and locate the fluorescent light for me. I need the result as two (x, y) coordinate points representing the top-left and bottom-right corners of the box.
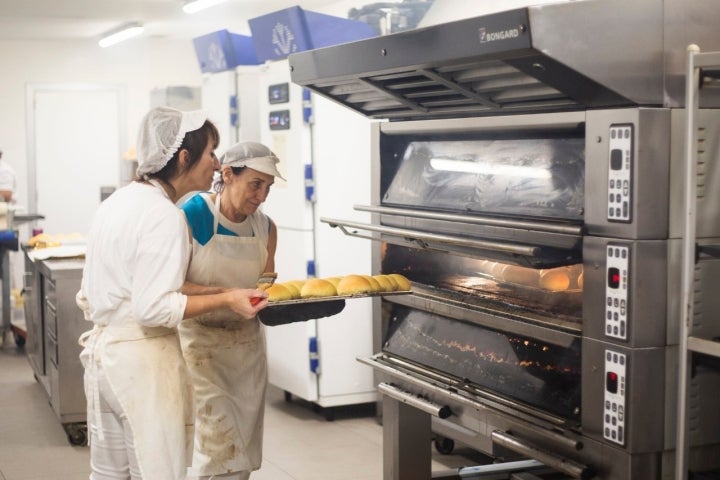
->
(430, 158), (552, 179)
(98, 23), (144, 48)
(183, 0), (228, 14)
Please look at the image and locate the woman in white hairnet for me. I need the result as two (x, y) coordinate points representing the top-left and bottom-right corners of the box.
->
(178, 141), (284, 480)
(76, 108), (269, 480)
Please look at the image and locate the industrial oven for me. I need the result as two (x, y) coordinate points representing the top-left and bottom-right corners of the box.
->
(288, 0), (720, 479)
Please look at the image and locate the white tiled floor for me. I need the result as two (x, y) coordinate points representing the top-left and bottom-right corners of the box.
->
(0, 337), (483, 480)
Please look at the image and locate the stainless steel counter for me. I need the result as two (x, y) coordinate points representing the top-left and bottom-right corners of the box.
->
(23, 251), (87, 446)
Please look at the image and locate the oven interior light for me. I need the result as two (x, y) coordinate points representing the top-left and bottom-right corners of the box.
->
(429, 158), (552, 179)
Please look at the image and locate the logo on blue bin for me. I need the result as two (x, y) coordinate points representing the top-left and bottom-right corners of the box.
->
(271, 22), (297, 57)
(207, 41), (229, 71)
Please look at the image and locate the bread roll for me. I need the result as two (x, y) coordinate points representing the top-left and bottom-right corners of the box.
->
(300, 278), (337, 298)
(337, 274), (372, 295)
(577, 271), (584, 289)
(266, 284), (293, 302)
(324, 276), (343, 288)
(387, 273), (411, 291)
(378, 274), (399, 291)
(280, 282), (301, 299)
(362, 275), (383, 293)
(539, 269), (571, 292)
(373, 275), (395, 292)
(500, 266), (540, 286)
(285, 279), (305, 292)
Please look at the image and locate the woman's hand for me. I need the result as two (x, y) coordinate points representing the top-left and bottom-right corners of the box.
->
(225, 288), (268, 319)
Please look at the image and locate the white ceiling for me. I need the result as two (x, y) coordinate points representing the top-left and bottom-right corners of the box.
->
(0, 0), (342, 43)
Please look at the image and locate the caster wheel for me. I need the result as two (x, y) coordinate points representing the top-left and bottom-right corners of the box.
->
(283, 390), (292, 402)
(434, 436), (455, 455)
(65, 423), (88, 446)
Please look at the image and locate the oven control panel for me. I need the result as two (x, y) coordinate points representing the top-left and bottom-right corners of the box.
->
(607, 124), (633, 223)
(604, 350), (627, 446)
(605, 244), (629, 340)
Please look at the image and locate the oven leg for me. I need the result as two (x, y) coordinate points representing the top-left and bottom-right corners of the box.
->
(383, 395), (432, 480)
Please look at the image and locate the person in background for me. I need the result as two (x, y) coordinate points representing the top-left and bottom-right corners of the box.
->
(76, 107), (269, 480)
(179, 141), (284, 480)
(0, 149), (16, 202)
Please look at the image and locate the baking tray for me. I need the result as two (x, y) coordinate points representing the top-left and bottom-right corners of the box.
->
(267, 290), (412, 306)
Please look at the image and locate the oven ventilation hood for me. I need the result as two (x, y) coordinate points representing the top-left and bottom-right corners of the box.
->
(288, 0), (719, 120)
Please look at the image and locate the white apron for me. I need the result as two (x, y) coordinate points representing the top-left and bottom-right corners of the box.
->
(178, 193), (269, 477)
(80, 323), (194, 480)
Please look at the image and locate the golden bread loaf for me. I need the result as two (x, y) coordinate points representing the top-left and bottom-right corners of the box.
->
(266, 284), (293, 302)
(300, 278), (337, 298)
(387, 273), (411, 291)
(337, 275), (373, 295)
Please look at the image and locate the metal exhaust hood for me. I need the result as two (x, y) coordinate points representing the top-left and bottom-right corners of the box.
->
(288, 0), (720, 121)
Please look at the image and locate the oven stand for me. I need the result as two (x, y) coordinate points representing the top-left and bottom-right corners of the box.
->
(381, 385), (593, 480)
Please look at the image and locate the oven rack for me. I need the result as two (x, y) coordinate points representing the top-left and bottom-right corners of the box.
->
(676, 45), (720, 480)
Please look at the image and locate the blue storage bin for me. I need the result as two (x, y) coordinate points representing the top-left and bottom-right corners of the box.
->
(193, 30), (260, 73)
(249, 6), (376, 62)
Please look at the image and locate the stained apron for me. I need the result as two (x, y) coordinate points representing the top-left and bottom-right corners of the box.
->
(81, 323), (194, 480)
(178, 193), (269, 477)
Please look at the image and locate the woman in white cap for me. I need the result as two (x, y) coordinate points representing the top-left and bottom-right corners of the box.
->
(76, 108), (269, 480)
(179, 141), (284, 480)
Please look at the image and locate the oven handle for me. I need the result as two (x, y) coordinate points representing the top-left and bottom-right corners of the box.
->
(354, 204), (584, 236)
(491, 430), (595, 480)
(320, 217), (540, 256)
(363, 355), (584, 452)
(378, 382), (452, 419)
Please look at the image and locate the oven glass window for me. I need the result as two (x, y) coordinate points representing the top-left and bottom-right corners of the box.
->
(384, 304), (582, 420)
(382, 136), (585, 220)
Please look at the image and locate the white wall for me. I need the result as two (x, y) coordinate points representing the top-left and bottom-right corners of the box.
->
(0, 37), (203, 296)
(0, 37), (203, 214)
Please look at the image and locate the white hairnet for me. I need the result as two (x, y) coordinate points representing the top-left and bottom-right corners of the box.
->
(136, 106), (208, 177)
(220, 141), (285, 180)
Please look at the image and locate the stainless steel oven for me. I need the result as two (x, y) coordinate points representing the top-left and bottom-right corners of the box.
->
(288, 0), (720, 478)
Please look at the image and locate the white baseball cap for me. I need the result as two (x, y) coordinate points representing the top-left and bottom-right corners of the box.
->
(220, 141), (285, 181)
(136, 106), (208, 177)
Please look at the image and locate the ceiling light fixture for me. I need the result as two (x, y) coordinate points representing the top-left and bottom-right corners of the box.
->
(98, 22), (144, 48)
(182, 0), (228, 14)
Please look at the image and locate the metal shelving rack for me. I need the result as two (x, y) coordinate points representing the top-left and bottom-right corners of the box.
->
(676, 44), (720, 480)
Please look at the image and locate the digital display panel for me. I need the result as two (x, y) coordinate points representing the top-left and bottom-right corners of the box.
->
(268, 83), (289, 104)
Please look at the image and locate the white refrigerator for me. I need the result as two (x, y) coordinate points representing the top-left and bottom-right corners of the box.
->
(257, 59), (376, 415)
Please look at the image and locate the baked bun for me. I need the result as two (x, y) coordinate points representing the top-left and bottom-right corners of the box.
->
(280, 282), (301, 299)
(337, 274), (372, 295)
(300, 278), (337, 298)
(286, 280), (305, 292)
(373, 275), (395, 292)
(324, 276), (343, 288)
(387, 273), (411, 291)
(362, 275), (383, 293)
(538, 269), (570, 292)
(500, 266), (540, 286)
(266, 284), (293, 302)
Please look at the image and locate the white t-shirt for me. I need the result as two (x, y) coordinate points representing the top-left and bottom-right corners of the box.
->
(79, 181), (189, 328)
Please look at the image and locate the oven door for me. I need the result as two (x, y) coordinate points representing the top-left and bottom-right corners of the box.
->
(323, 111), (586, 269)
